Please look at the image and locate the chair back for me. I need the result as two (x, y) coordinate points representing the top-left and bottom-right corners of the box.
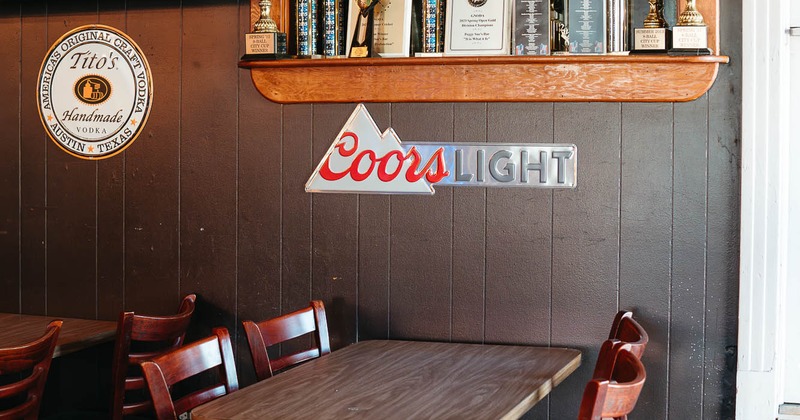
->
(593, 311), (649, 378)
(608, 311), (648, 358)
(243, 300), (330, 380)
(0, 319), (61, 420)
(578, 347), (647, 420)
(140, 327), (239, 420)
(111, 294), (196, 419)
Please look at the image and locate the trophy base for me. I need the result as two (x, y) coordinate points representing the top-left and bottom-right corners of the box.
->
(630, 28), (671, 54)
(240, 53), (289, 61)
(668, 48), (712, 56)
(243, 32), (287, 59)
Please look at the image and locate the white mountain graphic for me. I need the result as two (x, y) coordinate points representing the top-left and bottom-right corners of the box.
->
(306, 104), (435, 194)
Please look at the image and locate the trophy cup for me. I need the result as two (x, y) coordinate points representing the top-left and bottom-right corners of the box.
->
(349, 0), (380, 57)
(243, 0), (288, 60)
(630, 0), (670, 54)
(669, 0), (711, 55)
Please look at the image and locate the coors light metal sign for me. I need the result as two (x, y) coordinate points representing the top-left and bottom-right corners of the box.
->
(306, 105), (577, 194)
(37, 25), (153, 160)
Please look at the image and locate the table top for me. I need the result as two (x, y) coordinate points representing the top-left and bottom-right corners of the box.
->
(192, 340), (581, 420)
(0, 313), (117, 357)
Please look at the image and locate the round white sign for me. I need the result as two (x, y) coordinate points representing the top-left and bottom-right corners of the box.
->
(37, 25), (153, 160)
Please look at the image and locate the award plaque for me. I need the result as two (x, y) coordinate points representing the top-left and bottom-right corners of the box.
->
(513, 0), (549, 55)
(568, 0), (606, 54)
(445, 0), (513, 56)
(373, 0), (413, 57)
(630, 0), (670, 54)
(348, 0), (381, 57)
(243, 0), (288, 60)
(421, 0), (446, 54)
(323, 0), (347, 56)
(669, 0), (711, 55)
(296, 0), (321, 56)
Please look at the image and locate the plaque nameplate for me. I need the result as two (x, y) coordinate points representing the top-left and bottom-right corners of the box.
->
(373, 0), (413, 57)
(633, 27), (670, 51)
(245, 33), (288, 56)
(671, 25), (706, 49)
(513, 0), (548, 55)
(445, 0), (512, 56)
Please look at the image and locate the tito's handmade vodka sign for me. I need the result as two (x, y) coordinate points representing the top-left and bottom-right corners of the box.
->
(306, 105), (577, 194)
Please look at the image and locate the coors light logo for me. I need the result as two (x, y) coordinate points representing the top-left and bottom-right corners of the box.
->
(306, 105), (577, 194)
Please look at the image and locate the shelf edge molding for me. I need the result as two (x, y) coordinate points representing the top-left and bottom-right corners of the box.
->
(242, 56), (729, 103)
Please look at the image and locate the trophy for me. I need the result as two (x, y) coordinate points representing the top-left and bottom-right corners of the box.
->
(630, 0), (670, 54)
(669, 0), (711, 55)
(349, 0), (380, 57)
(243, 0), (288, 60)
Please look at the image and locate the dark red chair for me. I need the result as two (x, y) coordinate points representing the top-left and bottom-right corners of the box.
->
(593, 311), (649, 379)
(110, 294), (196, 419)
(0, 319), (61, 420)
(242, 300), (330, 381)
(578, 347), (647, 420)
(140, 327), (239, 420)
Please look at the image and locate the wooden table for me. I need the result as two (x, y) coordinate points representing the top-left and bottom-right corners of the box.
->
(0, 313), (117, 357)
(192, 340), (581, 420)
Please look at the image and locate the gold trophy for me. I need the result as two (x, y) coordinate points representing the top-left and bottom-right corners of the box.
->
(631, 0), (670, 54)
(669, 0), (711, 55)
(349, 0), (381, 57)
(243, 0), (288, 59)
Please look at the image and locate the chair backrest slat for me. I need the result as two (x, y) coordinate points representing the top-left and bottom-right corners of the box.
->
(141, 327), (239, 420)
(0, 320), (61, 420)
(243, 300), (331, 381)
(110, 294), (196, 420)
(579, 347), (647, 420)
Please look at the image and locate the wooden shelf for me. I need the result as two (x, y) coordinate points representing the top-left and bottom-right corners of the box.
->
(240, 55), (729, 103)
(244, 0), (727, 103)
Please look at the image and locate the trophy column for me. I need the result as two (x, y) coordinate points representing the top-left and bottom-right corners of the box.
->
(243, 0), (288, 59)
(669, 0), (711, 55)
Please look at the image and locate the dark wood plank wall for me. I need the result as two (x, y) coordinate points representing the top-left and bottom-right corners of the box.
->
(0, 1), (741, 418)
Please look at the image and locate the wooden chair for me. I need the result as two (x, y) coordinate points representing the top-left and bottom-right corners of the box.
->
(140, 327), (239, 420)
(242, 300), (331, 381)
(110, 294), (196, 419)
(0, 319), (61, 420)
(578, 347), (647, 420)
(593, 311), (649, 379)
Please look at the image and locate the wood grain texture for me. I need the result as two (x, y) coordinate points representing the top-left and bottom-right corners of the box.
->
(191, 340), (581, 420)
(19, 0), (48, 316)
(125, 0), (183, 315)
(619, 103), (673, 419)
(549, 102), (622, 420)
(0, 313), (116, 357)
(0, 3), (21, 313)
(243, 56), (727, 103)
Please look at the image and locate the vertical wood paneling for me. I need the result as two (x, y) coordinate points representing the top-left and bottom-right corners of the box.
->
(311, 104), (358, 349)
(124, 0), (182, 315)
(389, 103), (453, 340)
(484, 103), (552, 346)
(19, 0), (47, 315)
(620, 103), (673, 419)
(236, 1), (284, 386)
(705, 0), (742, 417)
(486, 103), (553, 420)
(96, 0), (126, 321)
(281, 104), (313, 351)
(550, 102), (622, 420)
(357, 104), (391, 340)
(45, 1), (98, 319)
(670, 95), (709, 418)
(180, 1), (239, 334)
(0, 3), (21, 313)
(451, 103), (486, 343)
